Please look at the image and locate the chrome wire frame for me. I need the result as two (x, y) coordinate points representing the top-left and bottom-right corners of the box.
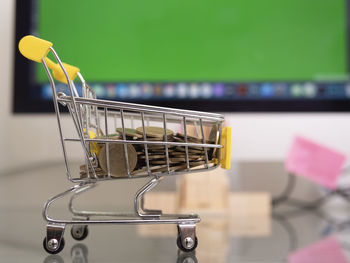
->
(41, 46), (223, 227)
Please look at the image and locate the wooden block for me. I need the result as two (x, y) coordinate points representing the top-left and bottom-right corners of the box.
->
(228, 192), (271, 216)
(143, 192), (177, 214)
(197, 218), (229, 251)
(177, 169), (229, 212)
(137, 224), (176, 237)
(137, 192), (177, 237)
(228, 192), (271, 236)
(229, 214), (271, 237)
(195, 218), (229, 263)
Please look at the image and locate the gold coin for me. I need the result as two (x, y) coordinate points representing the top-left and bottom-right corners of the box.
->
(80, 170), (105, 177)
(173, 137), (197, 143)
(146, 149), (174, 154)
(209, 124), (218, 143)
(170, 151), (203, 156)
(80, 165), (106, 178)
(174, 136), (208, 150)
(173, 137), (185, 143)
(97, 128), (104, 137)
(169, 154), (203, 160)
(175, 133), (207, 143)
(173, 160), (207, 171)
(136, 126), (174, 138)
(207, 124), (219, 159)
(175, 147), (204, 154)
(98, 143), (137, 177)
(116, 128), (143, 138)
(151, 166), (172, 173)
(148, 145), (175, 150)
(98, 133), (121, 140)
(149, 165), (174, 173)
(150, 160), (168, 165)
(189, 160), (206, 167)
(149, 157), (200, 165)
(139, 154), (166, 160)
(80, 164), (104, 172)
(132, 164), (170, 174)
(146, 145), (169, 151)
(139, 136), (174, 141)
(169, 157), (188, 163)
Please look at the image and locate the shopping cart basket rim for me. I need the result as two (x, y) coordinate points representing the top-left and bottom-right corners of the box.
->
(58, 95), (225, 121)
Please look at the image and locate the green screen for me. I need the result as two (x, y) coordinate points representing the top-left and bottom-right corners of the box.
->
(38, 0), (347, 83)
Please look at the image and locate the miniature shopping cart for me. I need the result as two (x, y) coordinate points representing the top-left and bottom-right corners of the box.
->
(18, 35), (231, 254)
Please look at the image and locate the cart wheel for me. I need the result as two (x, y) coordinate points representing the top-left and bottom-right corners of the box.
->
(43, 237), (65, 254)
(177, 235), (198, 252)
(71, 225), (89, 241)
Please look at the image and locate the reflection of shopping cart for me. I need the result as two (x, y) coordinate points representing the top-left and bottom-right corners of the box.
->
(18, 35), (231, 254)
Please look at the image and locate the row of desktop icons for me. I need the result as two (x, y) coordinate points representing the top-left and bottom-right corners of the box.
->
(42, 82), (350, 100)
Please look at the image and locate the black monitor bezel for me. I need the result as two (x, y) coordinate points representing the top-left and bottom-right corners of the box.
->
(13, 0), (350, 113)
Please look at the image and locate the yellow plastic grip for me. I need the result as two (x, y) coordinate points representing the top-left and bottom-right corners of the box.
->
(220, 126), (231, 169)
(18, 35), (80, 83)
(83, 129), (100, 155)
(18, 35), (53, 63)
(45, 58), (80, 84)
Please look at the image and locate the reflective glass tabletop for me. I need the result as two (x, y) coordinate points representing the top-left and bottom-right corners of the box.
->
(1, 205), (350, 262)
(1, 163), (350, 263)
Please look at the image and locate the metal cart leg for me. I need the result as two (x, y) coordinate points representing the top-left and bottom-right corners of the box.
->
(42, 185), (84, 254)
(68, 177), (164, 218)
(43, 185), (84, 223)
(134, 177), (163, 217)
(68, 182), (97, 216)
(68, 183), (95, 241)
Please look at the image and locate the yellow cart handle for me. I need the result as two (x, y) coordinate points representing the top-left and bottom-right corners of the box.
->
(220, 126), (231, 169)
(18, 35), (52, 62)
(18, 35), (80, 84)
(45, 57), (80, 84)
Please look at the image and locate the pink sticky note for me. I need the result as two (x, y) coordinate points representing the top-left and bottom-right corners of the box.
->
(285, 136), (346, 189)
(288, 236), (348, 263)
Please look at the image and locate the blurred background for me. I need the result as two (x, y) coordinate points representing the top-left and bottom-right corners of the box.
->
(3, 0), (350, 262)
(4, 0), (350, 195)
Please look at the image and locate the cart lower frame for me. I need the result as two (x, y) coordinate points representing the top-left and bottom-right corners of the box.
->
(43, 176), (200, 254)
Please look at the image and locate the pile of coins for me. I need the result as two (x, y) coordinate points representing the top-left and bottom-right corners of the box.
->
(80, 126), (217, 178)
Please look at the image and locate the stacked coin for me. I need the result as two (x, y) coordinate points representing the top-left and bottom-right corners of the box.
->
(98, 143), (138, 177)
(80, 133), (137, 178)
(80, 126), (218, 178)
(128, 127), (217, 175)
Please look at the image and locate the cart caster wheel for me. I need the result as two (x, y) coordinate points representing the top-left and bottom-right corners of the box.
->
(177, 235), (198, 252)
(43, 237), (65, 254)
(71, 225), (89, 241)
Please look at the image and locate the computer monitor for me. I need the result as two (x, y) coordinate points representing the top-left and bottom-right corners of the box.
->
(13, 0), (350, 112)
